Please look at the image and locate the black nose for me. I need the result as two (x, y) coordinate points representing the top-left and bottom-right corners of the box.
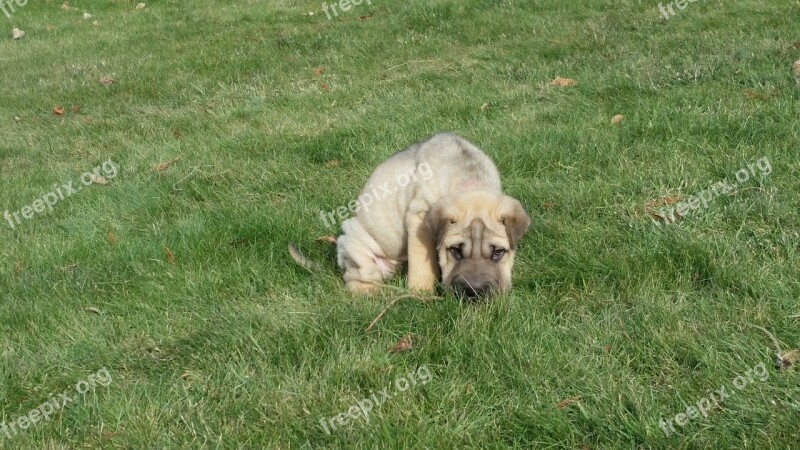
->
(452, 278), (492, 299)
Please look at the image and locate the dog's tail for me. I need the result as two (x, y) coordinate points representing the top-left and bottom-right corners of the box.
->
(288, 243), (322, 272)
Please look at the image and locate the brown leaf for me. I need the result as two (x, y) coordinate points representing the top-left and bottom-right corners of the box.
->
(53, 105), (65, 116)
(320, 83), (330, 92)
(611, 114), (624, 125)
(792, 60), (800, 77)
(389, 333), (413, 353)
(61, 2), (73, 10)
(153, 156), (180, 173)
(99, 76), (114, 85)
(603, 344), (612, 353)
(479, 102), (492, 111)
(108, 231), (117, 246)
(791, 42), (800, 49)
(172, 128), (183, 139)
(14, 260), (23, 273)
(317, 235), (337, 244)
(313, 66), (325, 76)
(542, 202), (554, 210)
(90, 174), (108, 185)
(644, 196), (681, 209)
(777, 349), (800, 371)
(60, 262), (79, 272)
(71, 104), (81, 113)
(164, 245), (176, 264)
(358, 14), (374, 20)
(550, 76), (577, 87)
(744, 89), (778, 100)
(556, 396), (582, 409)
(47, 24), (56, 31)
(325, 160), (340, 168)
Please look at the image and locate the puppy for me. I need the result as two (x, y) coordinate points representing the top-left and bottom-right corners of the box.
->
(336, 133), (530, 298)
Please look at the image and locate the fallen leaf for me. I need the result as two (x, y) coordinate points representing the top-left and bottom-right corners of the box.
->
(47, 24), (55, 31)
(320, 83), (330, 91)
(84, 307), (101, 315)
(793, 60), (800, 78)
(90, 174), (108, 185)
(135, 3), (146, 9)
(313, 66), (325, 76)
(644, 196), (681, 209)
(92, 20), (99, 26)
(53, 105), (65, 116)
(358, 14), (374, 20)
(744, 89), (778, 100)
(100, 76), (114, 85)
(542, 202), (554, 210)
(325, 160), (340, 168)
(12, 28), (25, 40)
(108, 231), (117, 245)
(83, 12), (92, 19)
(611, 114), (624, 125)
(62, 2), (73, 10)
(603, 344), (612, 353)
(556, 396), (582, 409)
(172, 128), (183, 139)
(389, 333), (413, 353)
(60, 262), (79, 271)
(317, 235), (337, 244)
(777, 349), (800, 371)
(153, 156), (181, 173)
(480, 102), (492, 111)
(550, 76), (577, 87)
(15, 260), (23, 273)
(71, 104), (81, 113)
(164, 246), (176, 264)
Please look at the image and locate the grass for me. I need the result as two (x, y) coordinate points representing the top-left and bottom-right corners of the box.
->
(1, 0), (799, 448)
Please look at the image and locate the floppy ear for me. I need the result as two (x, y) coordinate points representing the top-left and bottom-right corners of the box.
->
(424, 201), (457, 248)
(498, 197), (531, 249)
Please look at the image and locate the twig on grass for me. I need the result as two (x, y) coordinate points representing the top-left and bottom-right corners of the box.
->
(365, 294), (436, 333)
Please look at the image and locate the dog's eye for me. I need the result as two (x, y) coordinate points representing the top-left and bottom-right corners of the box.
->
(449, 246), (463, 260)
(491, 248), (506, 262)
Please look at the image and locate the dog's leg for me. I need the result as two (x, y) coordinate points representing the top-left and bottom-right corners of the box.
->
(405, 212), (438, 291)
(337, 218), (396, 295)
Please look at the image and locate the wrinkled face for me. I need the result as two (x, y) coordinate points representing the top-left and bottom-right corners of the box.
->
(425, 191), (530, 300)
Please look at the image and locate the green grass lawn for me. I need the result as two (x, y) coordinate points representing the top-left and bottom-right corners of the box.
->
(1, 0), (799, 448)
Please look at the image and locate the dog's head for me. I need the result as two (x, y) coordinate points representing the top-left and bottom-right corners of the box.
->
(425, 191), (530, 300)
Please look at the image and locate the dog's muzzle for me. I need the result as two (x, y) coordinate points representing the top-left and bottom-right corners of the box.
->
(451, 275), (496, 300)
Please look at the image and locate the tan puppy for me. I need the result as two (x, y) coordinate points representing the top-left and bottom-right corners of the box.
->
(336, 133), (530, 298)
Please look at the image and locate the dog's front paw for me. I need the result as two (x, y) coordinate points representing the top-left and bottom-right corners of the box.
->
(407, 274), (436, 292)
